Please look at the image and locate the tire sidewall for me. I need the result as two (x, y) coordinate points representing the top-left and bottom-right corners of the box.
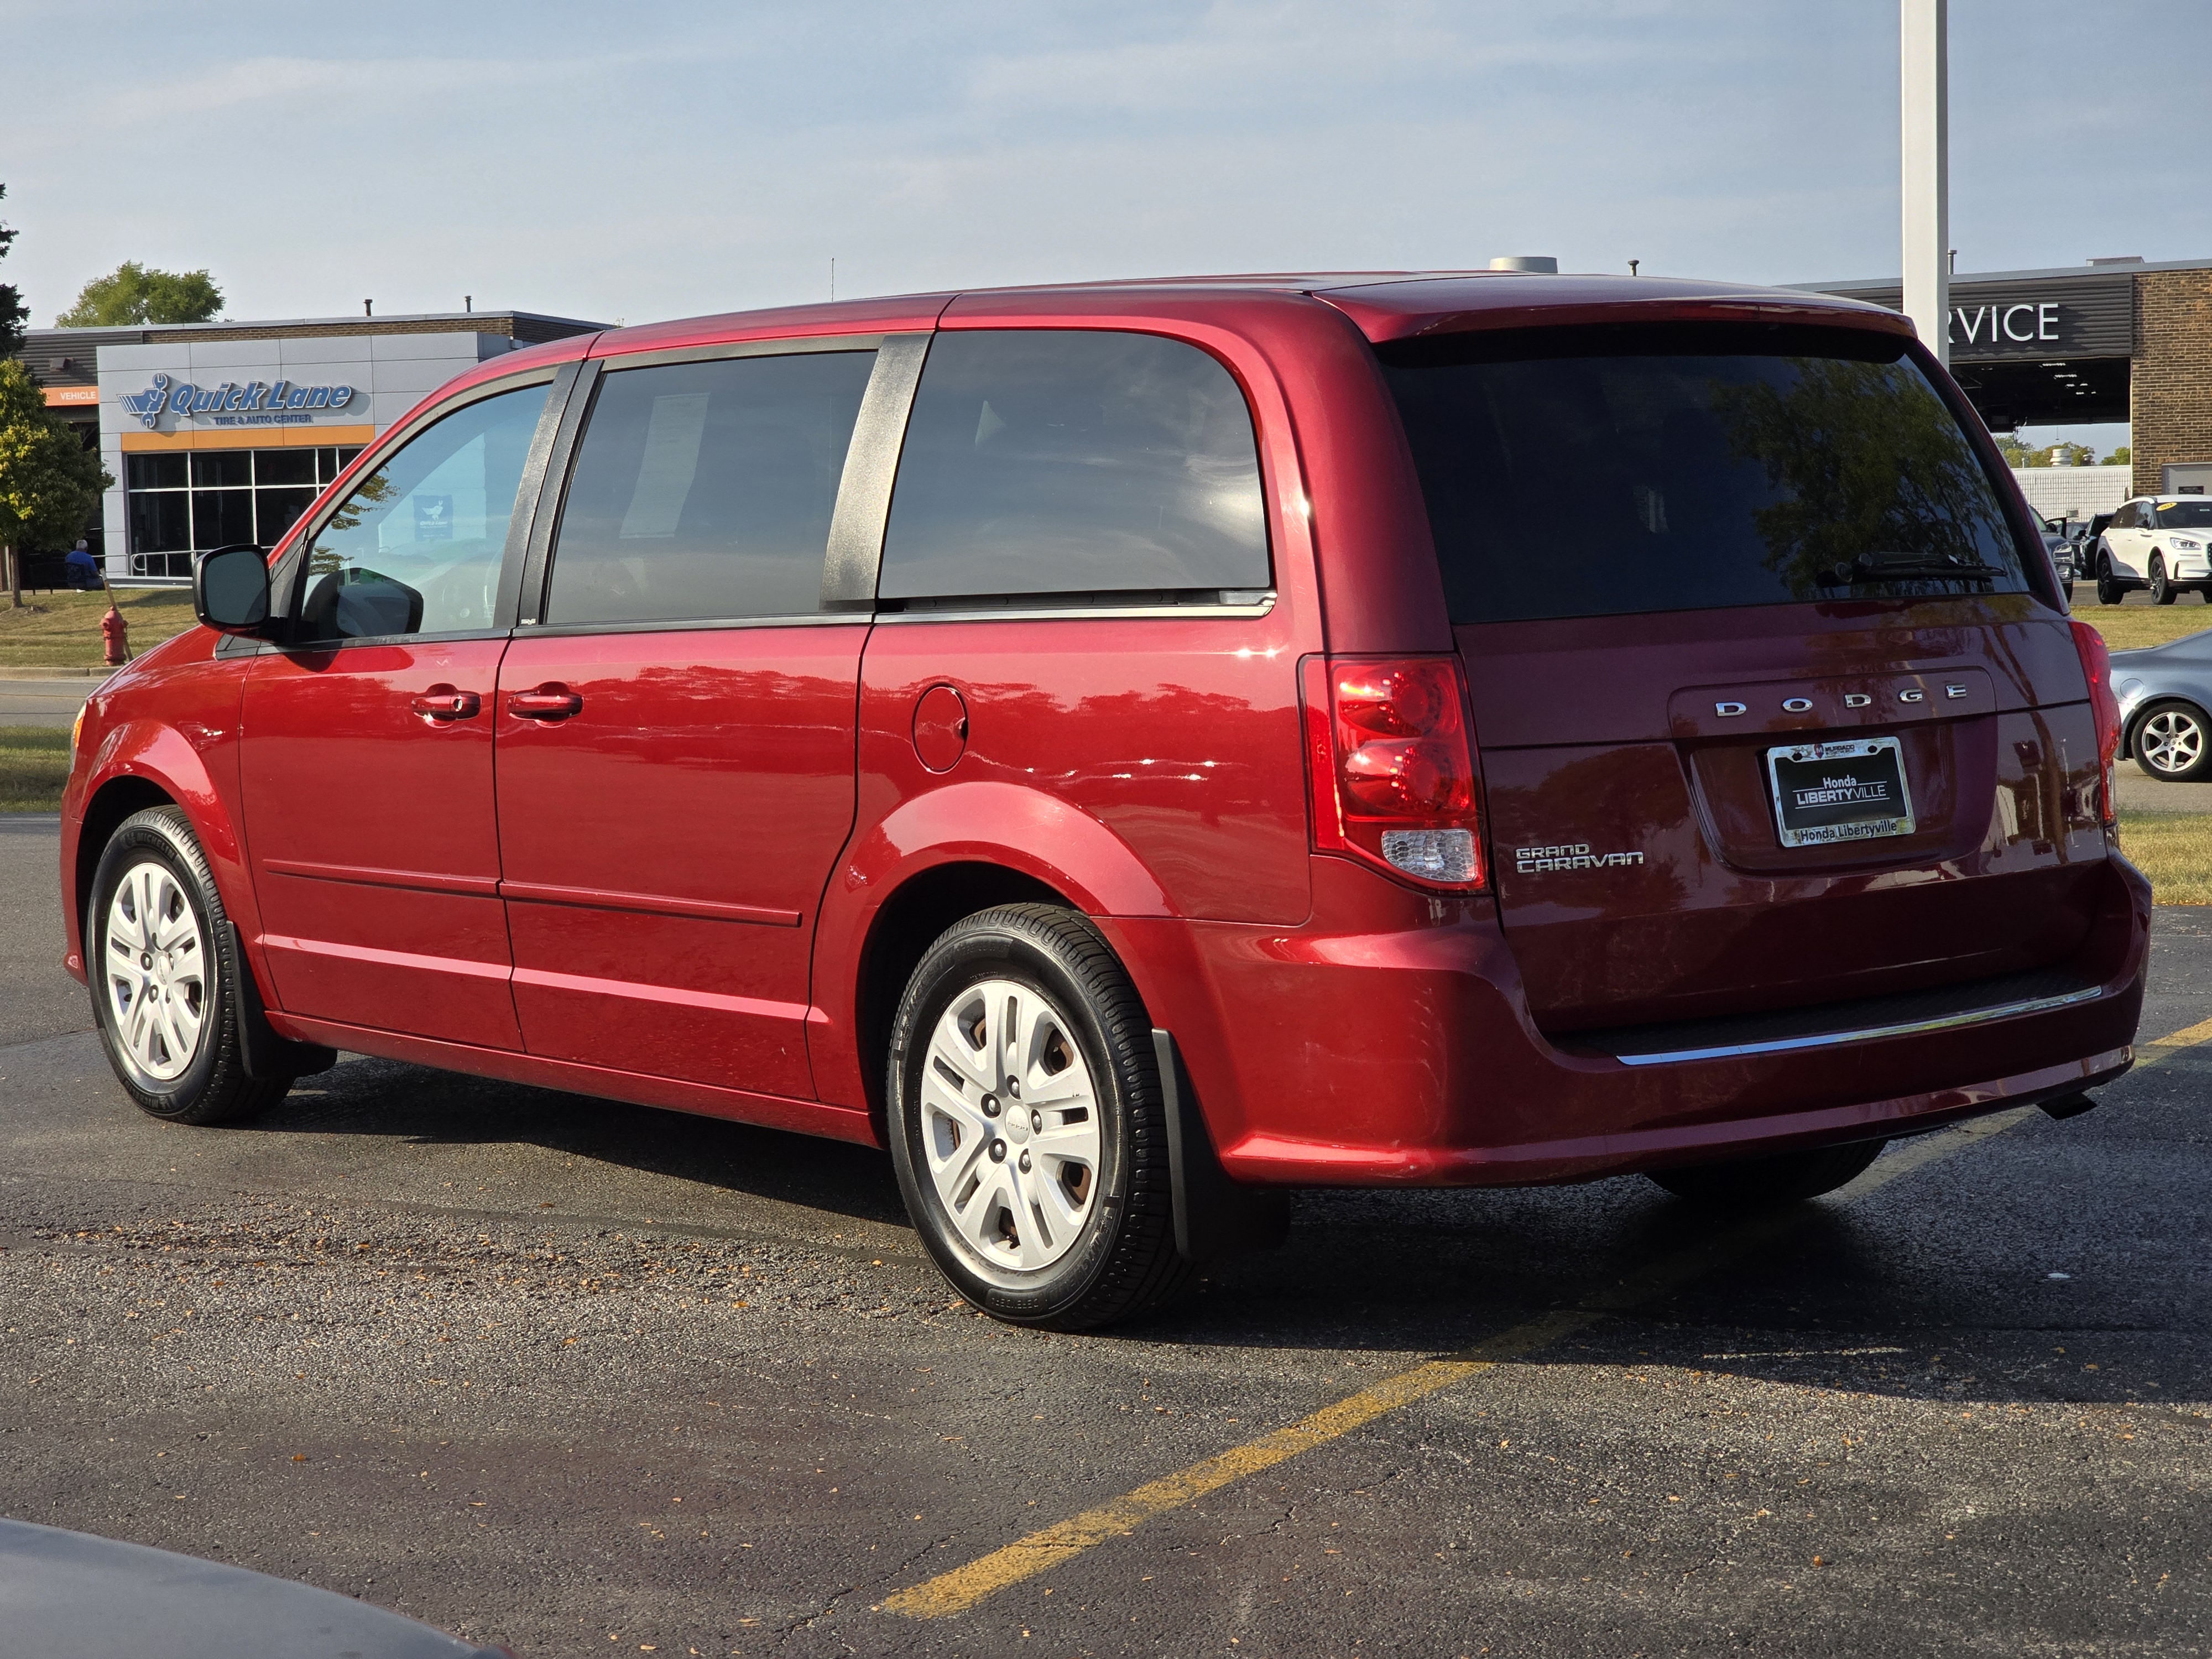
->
(887, 918), (1138, 1323)
(88, 810), (238, 1118)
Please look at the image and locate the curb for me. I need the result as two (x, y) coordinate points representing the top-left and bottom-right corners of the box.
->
(0, 667), (116, 680)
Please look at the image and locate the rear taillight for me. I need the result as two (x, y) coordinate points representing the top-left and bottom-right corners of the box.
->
(1301, 654), (1486, 890)
(2069, 619), (2121, 827)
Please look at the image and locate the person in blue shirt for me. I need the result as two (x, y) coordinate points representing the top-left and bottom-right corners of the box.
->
(64, 541), (101, 590)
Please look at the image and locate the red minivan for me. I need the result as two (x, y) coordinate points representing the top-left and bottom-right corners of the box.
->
(61, 272), (2147, 1328)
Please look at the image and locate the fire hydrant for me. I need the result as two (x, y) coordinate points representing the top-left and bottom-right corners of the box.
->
(101, 604), (131, 666)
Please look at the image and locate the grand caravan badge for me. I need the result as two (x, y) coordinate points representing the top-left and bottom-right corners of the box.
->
(1514, 842), (1646, 874)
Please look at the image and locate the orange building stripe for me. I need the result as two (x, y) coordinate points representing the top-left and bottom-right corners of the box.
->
(119, 424), (376, 452)
(43, 385), (99, 406)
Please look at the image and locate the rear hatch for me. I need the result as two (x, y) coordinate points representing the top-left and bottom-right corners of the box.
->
(1369, 312), (2107, 1036)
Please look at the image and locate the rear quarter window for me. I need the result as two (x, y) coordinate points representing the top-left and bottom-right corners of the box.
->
(1377, 323), (2032, 624)
(878, 329), (1270, 605)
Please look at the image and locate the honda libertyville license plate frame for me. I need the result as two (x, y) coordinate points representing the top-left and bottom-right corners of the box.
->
(1765, 735), (1915, 848)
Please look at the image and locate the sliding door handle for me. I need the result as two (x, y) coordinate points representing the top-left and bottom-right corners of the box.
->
(410, 686), (481, 722)
(508, 685), (583, 721)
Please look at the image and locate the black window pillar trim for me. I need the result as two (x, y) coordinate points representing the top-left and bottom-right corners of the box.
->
(514, 358), (604, 625)
(493, 357), (586, 631)
(821, 332), (932, 612)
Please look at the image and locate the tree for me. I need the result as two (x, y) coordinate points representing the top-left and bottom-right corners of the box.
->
(0, 358), (112, 606)
(1710, 358), (2015, 594)
(2107, 445), (2132, 468)
(0, 184), (26, 357)
(1995, 434), (2031, 468)
(56, 260), (222, 327)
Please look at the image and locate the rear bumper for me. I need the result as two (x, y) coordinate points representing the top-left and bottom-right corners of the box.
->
(1104, 849), (2151, 1189)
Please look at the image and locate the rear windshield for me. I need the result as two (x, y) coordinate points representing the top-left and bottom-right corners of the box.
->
(1376, 324), (2032, 624)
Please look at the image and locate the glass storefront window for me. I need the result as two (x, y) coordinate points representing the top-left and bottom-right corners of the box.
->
(126, 444), (370, 576)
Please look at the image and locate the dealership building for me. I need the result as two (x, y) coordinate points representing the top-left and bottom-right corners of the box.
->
(16, 258), (2212, 577)
(1801, 254), (2212, 503)
(19, 308), (602, 580)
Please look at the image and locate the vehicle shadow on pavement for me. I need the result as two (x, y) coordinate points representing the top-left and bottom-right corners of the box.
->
(244, 1051), (912, 1228)
(228, 1046), (2208, 1417)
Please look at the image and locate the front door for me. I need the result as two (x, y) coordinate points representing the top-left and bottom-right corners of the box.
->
(494, 345), (881, 1098)
(241, 378), (557, 1048)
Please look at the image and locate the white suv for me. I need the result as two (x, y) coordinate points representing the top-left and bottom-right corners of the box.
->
(2094, 495), (2212, 606)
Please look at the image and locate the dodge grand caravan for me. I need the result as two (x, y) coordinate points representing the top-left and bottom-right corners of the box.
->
(60, 271), (2148, 1329)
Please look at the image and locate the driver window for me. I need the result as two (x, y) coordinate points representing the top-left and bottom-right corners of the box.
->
(297, 382), (551, 641)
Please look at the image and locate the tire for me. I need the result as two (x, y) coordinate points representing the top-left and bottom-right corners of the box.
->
(1646, 1138), (1886, 1207)
(2132, 700), (2212, 782)
(885, 903), (1191, 1330)
(87, 806), (295, 1125)
(2150, 554), (2177, 605)
(2096, 555), (2125, 607)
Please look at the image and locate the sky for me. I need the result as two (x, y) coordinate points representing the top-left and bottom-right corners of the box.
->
(7, 0), (2209, 447)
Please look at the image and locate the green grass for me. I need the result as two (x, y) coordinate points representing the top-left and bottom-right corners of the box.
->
(0, 587), (200, 669)
(2117, 810), (2212, 906)
(2073, 601), (2212, 654)
(0, 724), (71, 813)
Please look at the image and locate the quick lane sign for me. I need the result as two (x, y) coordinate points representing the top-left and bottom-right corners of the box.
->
(120, 372), (356, 431)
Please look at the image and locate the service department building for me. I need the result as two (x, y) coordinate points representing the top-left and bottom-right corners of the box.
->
(21, 308), (602, 580)
(1800, 254), (2212, 500)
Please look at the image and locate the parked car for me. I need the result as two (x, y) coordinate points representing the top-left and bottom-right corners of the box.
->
(0, 1516), (504, 1658)
(2114, 627), (2212, 781)
(2032, 512), (2075, 598)
(2094, 496), (2212, 605)
(60, 270), (2146, 1329)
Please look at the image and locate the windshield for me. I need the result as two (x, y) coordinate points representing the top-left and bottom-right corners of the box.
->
(2155, 501), (2212, 529)
(1376, 323), (2032, 624)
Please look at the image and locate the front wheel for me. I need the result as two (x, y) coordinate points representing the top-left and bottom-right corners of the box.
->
(2135, 700), (2212, 781)
(1646, 1139), (1885, 1207)
(88, 806), (294, 1125)
(2150, 555), (2177, 605)
(886, 904), (1190, 1329)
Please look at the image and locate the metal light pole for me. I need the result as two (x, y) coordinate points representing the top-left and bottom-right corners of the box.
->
(1901, 0), (1949, 367)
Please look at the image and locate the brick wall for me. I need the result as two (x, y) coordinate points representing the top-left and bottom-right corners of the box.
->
(2132, 269), (2212, 494)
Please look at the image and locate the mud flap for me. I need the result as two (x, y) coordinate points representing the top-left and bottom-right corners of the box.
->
(1153, 1029), (1290, 1264)
(226, 922), (337, 1082)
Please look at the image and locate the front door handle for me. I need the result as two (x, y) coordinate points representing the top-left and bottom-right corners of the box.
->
(410, 686), (481, 722)
(508, 684), (583, 721)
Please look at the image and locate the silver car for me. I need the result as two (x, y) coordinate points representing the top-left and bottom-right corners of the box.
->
(2114, 625), (2212, 781)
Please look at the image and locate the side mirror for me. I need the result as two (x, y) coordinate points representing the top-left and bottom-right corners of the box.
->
(192, 544), (272, 636)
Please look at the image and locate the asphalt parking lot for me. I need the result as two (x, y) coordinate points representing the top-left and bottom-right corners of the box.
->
(2, 815), (2208, 1657)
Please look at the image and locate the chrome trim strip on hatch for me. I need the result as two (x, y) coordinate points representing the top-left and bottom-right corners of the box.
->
(1610, 985), (2104, 1067)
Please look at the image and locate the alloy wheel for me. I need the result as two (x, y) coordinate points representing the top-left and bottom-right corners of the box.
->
(919, 977), (1102, 1273)
(2139, 706), (2208, 778)
(103, 857), (210, 1083)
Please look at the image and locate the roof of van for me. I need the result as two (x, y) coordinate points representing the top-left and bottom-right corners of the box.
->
(469, 270), (1914, 388)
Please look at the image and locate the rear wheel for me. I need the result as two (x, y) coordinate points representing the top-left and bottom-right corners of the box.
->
(88, 807), (294, 1125)
(2134, 700), (2212, 781)
(885, 904), (1190, 1329)
(1647, 1139), (1885, 1207)
(2150, 554), (2177, 605)
(2096, 555), (2125, 606)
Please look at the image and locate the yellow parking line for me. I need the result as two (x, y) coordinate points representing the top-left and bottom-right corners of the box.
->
(882, 1019), (2212, 1619)
(2141, 1014), (2212, 1058)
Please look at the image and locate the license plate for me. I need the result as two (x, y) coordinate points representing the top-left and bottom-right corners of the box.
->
(1765, 736), (1914, 848)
